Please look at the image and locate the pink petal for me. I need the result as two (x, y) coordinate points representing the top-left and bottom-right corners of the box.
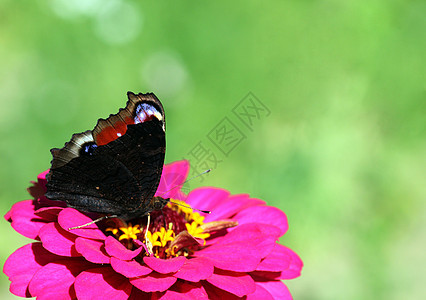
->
(205, 221), (280, 250)
(255, 281), (292, 299)
(6, 200), (47, 239)
(173, 257), (214, 282)
(196, 243), (262, 272)
(216, 223), (278, 253)
(226, 222), (282, 242)
(204, 194), (265, 222)
(206, 269), (256, 297)
(278, 246), (303, 279)
(110, 257), (152, 278)
(104, 236), (143, 260)
(58, 208), (106, 240)
(203, 283), (241, 300)
(133, 238), (150, 253)
(4, 206), (11, 221)
(34, 207), (63, 221)
(37, 169), (49, 191)
(129, 287), (151, 300)
(3, 242), (62, 297)
(143, 256), (186, 274)
(130, 272), (177, 292)
(156, 160), (189, 198)
(185, 187), (230, 212)
(160, 282), (208, 299)
(37, 195), (67, 208)
(75, 237), (110, 264)
(252, 246), (303, 280)
(233, 206), (288, 237)
(38, 222), (80, 257)
(168, 231), (203, 253)
(75, 267), (132, 300)
(26, 170), (49, 198)
(27, 181), (46, 199)
(256, 244), (292, 272)
(246, 283), (274, 300)
(28, 259), (93, 299)
(195, 224), (276, 272)
(173, 190), (187, 201)
(159, 290), (194, 299)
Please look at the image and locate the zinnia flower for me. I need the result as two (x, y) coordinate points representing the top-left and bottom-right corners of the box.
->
(4, 160), (303, 299)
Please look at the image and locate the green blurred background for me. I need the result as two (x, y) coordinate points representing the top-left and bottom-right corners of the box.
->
(0, 0), (424, 299)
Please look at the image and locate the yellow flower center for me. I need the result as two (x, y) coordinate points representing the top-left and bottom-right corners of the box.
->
(167, 199), (193, 218)
(147, 227), (175, 247)
(117, 223), (141, 240)
(186, 221), (211, 241)
(105, 199), (212, 258)
(191, 212), (206, 225)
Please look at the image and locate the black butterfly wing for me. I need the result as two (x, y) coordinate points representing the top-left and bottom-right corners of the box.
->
(45, 92), (166, 220)
(45, 149), (141, 215)
(94, 118), (166, 217)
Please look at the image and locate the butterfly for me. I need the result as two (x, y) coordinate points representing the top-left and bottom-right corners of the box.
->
(45, 92), (169, 222)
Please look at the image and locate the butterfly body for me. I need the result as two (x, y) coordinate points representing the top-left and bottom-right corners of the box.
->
(45, 92), (168, 220)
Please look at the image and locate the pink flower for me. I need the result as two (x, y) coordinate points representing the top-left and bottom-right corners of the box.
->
(4, 161), (303, 299)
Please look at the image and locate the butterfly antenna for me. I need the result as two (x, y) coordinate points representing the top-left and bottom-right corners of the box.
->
(169, 200), (211, 214)
(158, 168), (212, 198)
(159, 168), (212, 214)
(68, 214), (118, 230)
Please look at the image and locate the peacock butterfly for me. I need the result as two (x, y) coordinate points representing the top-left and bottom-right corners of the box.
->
(45, 92), (169, 221)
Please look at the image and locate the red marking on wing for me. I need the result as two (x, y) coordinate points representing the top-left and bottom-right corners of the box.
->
(96, 116), (134, 146)
(94, 103), (161, 146)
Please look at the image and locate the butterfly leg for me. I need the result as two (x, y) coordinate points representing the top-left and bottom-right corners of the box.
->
(144, 213), (153, 255)
(68, 214), (117, 231)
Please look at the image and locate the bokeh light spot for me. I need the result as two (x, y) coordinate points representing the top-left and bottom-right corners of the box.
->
(94, 0), (142, 45)
(141, 51), (188, 98)
(50, 0), (105, 19)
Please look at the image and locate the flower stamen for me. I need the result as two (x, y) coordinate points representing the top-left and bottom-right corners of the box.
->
(152, 227), (175, 247)
(186, 221), (210, 241)
(118, 223), (141, 240)
(103, 200), (211, 258)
